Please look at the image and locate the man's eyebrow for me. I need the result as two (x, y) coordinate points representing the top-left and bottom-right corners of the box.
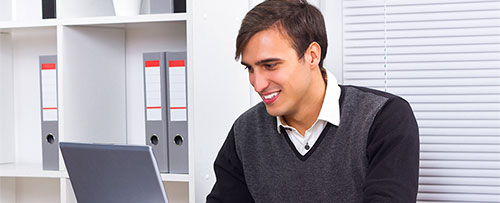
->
(241, 58), (282, 67)
(255, 58), (282, 65)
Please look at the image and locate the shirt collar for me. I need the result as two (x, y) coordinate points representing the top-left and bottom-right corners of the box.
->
(276, 68), (341, 133)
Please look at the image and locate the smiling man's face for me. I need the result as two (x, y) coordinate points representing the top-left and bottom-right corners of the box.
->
(241, 28), (315, 117)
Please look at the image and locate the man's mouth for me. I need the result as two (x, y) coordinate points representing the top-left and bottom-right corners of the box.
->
(262, 91), (280, 104)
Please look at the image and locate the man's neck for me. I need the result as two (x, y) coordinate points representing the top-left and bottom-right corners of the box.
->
(282, 69), (326, 136)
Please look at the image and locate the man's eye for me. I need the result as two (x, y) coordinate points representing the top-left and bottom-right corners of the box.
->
(264, 63), (276, 69)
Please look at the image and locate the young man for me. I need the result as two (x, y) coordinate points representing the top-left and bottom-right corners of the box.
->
(207, 0), (419, 202)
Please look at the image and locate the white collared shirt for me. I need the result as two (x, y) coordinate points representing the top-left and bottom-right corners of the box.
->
(276, 69), (341, 155)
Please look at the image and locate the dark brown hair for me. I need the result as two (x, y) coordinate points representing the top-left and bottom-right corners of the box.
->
(235, 0), (328, 68)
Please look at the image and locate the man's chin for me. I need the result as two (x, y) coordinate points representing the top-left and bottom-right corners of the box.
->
(264, 104), (283, 117)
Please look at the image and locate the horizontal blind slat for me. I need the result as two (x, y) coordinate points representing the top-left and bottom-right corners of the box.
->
(345, 69), (500, 78)
(344, 61), (500, 71)
(420, 136), (500, 144)
(387, 86), (500, 95)
(388, 79), (500, 87)
(346, 44), (500, 55)
(385, 2), (500, 14)
(419, 184), (500, 195)
(346, 53), (500, 64)
(419, 128), (500, 136)
(345, 19), (500, 31)
(345, 9), (500, 24)
(420, 144), (500, 153)
(415, 111), (500, 119)
(411, 103), (500, 112)
(420, 168), (500, 178)
(345, 36), (500, 47)
(344, 0), (499, 8)
(418, 176), (500, 186)
(342, 79), (386, 87)
(420, 152), (500, 161)
(405, 95), (500, 103)
(343, 0), (384, 8)
(344, 1), (500, 16)
(417, 120), (500, 128)
(420, 160), (500, 169)
(345, 27), (500, 40)
(417, 193), (500, 202)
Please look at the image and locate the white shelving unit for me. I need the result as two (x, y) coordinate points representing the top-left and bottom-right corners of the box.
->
(0, 19), (188, 203)
(0, 0), (256, 202)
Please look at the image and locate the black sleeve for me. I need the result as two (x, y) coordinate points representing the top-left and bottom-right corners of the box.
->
(363, 97), (420, 203)
(206, 127), (255, 203)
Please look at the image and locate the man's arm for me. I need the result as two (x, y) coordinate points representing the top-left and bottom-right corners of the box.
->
(206, 127), (255, 203)
(363, 97), (420, 202)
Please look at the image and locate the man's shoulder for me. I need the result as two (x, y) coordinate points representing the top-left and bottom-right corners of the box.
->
(340, 85), (413, 116)
(341, 85), (409, 105)
(341, 85), (398, 100)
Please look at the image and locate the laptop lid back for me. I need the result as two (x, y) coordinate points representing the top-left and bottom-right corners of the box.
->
(60, 142), (168, 203)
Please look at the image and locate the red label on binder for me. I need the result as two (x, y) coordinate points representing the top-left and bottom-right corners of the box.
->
(145, 60), (160, 67)
(169, 60), (185, 67)
(147, 106), (161, 109)
(41, 63), (56, 70)
(170, 107), (186, 109)
(43, 107), (57, 110)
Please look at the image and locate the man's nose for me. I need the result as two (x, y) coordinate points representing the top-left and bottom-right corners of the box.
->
(250, 69), (269, 93)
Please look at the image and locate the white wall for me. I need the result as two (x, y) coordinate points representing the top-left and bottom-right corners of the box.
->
(0, 33), (14, 164)
(13, 0), (42, 21)
(0, 0), (12, 21)
(61, 26), (126, 144)
(192, 0), (251, 201)
(321, 0), (344, 83)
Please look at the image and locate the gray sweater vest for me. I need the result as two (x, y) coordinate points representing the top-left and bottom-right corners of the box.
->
(232, 86), (389, 202)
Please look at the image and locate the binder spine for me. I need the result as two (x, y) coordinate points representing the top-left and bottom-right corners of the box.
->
(144, 52), (169, 173)
(42, 0), (56, 19)
(150, 0), (174, 14)
(174, 0), (186, 13)
(166, 52), (188, 174)
(39, 55), (59, 170)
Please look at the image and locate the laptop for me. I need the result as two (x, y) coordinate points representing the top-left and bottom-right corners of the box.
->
(60, 142), (169, 203)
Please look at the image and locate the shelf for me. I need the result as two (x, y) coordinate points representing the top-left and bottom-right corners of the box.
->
(0, 163), (66, 178)
(0, 19), (58, 30)
(0, 163), (189, 183)
(62, 13), (187, 26)
(0, 13), (187, 29)
(160, 173), (190, 182)
(0, 177), (62, 203)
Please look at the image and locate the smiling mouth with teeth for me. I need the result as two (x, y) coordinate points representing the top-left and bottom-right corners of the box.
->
(262, 91), (280, 104)
(264, 92), (278, 99)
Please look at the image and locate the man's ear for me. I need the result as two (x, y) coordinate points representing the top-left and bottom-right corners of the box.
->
(305, 42), (321, 70)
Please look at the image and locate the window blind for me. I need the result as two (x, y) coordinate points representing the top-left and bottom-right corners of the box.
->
(342, 0), (500, 202)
